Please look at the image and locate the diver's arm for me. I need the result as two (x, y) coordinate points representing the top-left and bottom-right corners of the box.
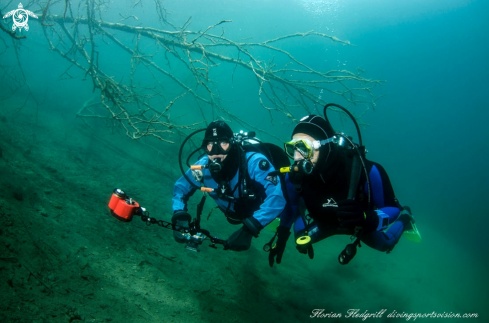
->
(245, 154), (287, 230)
(367, 162), (401, 230)
(280, 173), (301, 229)
(172, 168), (200, 213)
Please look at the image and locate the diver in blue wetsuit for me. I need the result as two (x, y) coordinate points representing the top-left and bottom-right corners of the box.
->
(268, 106), (416, 266)
(172, 120), (287, 252)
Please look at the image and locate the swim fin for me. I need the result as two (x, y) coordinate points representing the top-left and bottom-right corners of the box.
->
(403, 221), (422, 243)
(400, 206), (422, 243)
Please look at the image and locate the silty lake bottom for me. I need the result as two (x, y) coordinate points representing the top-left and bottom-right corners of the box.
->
(0, 0), (488, 322)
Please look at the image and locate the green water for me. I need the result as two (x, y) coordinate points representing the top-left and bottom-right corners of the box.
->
(0, 0), (487, 322)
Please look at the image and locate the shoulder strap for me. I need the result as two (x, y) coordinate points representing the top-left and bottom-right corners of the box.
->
(241, 151), (256, 198)
(348, 153), (362, 200)
(347, 147), (371, 209)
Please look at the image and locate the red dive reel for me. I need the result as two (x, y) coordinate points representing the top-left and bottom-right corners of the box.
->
(108, 188), (143, 222)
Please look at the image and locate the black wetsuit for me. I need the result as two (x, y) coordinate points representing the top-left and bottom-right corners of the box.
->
(281, 159), (406, 252)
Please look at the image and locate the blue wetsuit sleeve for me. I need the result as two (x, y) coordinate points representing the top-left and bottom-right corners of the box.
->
(360, 161), (407, 251)
(172, 158), (206, 212)
(279, 173), (301, 229)
(247, 154), (287, 227)
(172, 170), (198, 213)
(367, 162), (401, 229)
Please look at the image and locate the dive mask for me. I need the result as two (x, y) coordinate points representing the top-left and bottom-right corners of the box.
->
(203, 139), (232, 156)
(284, 137), (335, 160)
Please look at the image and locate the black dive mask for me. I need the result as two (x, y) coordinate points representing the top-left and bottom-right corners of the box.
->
(203, 139), (232, 156)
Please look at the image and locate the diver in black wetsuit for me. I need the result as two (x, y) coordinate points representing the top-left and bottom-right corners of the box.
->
(268, 112), (417, 266)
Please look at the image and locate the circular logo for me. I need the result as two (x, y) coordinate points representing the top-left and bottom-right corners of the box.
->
(258, 159), (270, 171)
(2, 3), (38, 32)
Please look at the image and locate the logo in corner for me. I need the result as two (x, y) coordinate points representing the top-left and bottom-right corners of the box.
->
(2, 3), (38, 32)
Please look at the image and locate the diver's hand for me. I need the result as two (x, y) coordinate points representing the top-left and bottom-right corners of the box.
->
(224, 217), (263, 251)
(268, 226), (291, 267)
(296, 242), (314, 259)
(224, 227), (253, 251)
(172, 211), (191, 244)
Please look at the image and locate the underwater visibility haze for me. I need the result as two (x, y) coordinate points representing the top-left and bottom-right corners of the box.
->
(0, 0), (488, 322)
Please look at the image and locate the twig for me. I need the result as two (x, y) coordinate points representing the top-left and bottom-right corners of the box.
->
(6, 1), (384, 144)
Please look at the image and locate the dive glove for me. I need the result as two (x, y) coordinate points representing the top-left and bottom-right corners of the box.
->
(336, 199), (378, 231)
(225, 217), (262, 251)
(268, 226), (291, 267)
(172, 211), (191, 244)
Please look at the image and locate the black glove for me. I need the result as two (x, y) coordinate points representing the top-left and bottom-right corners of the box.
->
(172, 211), (191, 244)
(225, 227), (253, 251)
(225, 217), (263, 251)
(336, 199), (378, 230)
(268, 226), (291, 267)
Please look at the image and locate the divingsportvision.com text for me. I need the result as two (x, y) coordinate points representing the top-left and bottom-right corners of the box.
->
(310, 309), (479, 321)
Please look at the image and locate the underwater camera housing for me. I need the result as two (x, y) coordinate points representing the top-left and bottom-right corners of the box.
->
(107, 189), (227, 252)
(108, 188), (202, 250)
(183, 232), (206, 252)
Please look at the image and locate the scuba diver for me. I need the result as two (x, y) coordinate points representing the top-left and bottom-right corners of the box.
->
(172, 120), (288, 252)
(268, 104), (420, 267)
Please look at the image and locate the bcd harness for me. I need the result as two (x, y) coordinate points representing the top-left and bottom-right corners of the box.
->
(192, 140), (286, 226)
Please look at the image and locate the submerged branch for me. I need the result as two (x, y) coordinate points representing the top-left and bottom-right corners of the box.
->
(2, 0), (382, 143)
